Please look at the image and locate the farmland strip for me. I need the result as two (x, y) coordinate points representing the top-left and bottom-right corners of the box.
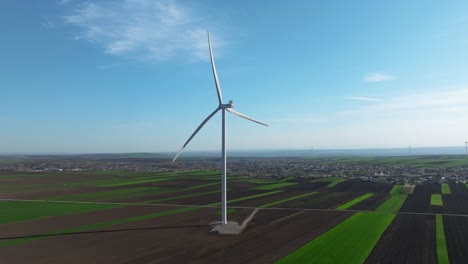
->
(376, 194), (407, 212)
(431, 194), (443, 206)
(253, 182), (297, 191)
(260, 192), (319, 208)
(277, 212), (395, 264)
(0, 206), (198, 248)
(335, 193), (374, 210)
(143, 190), (221, 204)
(390, 185), (402, 194)
(436, 215), (449, 264)
(208, 190), (284, 206)
(441, 183), (451, 194)
(0, 201), (120, 224)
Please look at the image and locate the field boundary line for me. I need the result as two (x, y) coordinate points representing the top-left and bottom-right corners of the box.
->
(2, 198), (468, 218)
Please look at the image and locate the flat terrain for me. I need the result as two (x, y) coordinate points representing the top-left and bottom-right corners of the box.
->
(0, 170), (467, 263)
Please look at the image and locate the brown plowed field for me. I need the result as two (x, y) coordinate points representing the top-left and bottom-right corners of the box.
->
(413, 183), (441, 194)
(332, 179), (392, 193)
(399, 194), (431, 213)
(0, 205), (169, 238)
(275, 191), (362, 209)
(230, 190), (308, 207)
(0, 207), (352, 264)
(443, 215), (468, 264)
(448, 182), (468, 194)
(365, 214), (437, 264)
(442, 195), (468, 214)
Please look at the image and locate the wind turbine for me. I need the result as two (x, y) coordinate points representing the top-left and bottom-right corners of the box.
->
(465, 141), (468, 157)
(173, 32), (268, 225)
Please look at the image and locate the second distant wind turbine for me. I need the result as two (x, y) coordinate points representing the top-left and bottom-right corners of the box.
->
(173, 32), (268, 225)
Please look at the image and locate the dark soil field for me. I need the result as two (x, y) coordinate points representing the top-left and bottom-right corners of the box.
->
(448, 182), (468, 194)
(413, 183), (441, 194)
(442, 195), (468, 214)
(332, 179), (393, 193)
(365, 214), (437, 264)
(443, 215), (468, 264)
(399, 194), (431, 213)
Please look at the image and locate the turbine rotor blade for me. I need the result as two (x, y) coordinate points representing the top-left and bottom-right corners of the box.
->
(207, 32), (223, 104)
(173, 108), (220, 161)
(226, 108), (268, 127)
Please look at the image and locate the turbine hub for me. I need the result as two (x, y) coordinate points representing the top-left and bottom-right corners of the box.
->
(220, 100), (234, 109)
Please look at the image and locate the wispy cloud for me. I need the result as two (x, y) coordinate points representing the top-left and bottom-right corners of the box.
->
(345, 96), (383, 102)
(64, 0), (218, 61)
(363, 72), (396, 82)
(340, 88), (468, 118)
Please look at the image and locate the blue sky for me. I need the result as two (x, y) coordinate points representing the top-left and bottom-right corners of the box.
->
(1, 0), (468, 153)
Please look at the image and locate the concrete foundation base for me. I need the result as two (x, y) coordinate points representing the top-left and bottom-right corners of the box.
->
(209, 221), (242, 234)
(209, 208), (260, 235)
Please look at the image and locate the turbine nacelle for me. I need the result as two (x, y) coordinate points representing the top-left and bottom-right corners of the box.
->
(220, 100), (234, 109)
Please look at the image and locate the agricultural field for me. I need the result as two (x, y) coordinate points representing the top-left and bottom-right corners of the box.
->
(0, 170), (467, 263)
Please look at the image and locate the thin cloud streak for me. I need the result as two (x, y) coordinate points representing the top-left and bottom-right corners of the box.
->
(64, 0), (218, 61)
(345, 96), (383, 102)
(339, 88), (468, 118)
(363, 72), (396, 82)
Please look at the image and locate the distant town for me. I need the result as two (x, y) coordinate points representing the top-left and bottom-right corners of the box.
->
(1, 154), (467, 185)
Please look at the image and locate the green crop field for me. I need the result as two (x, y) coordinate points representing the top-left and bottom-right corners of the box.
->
(389, 185), (402, 194)
(431, 194), (443, 206)
(441, 183), (451, 194)
(389, 184), (414, 194)
(260, 192), (319, 208)
(48, 187), (177, 202)
(311, 177), (347, 187)
(277, 212), (395, 264)
(436, 215), (449, 264)
(253, 182), (297, 190)
(306, 156), (468, 169)
(0, 201), (120, 224)
(376, 194), (407, 212)
(209, 190), (284, 206)
(336, 193), (374, 210)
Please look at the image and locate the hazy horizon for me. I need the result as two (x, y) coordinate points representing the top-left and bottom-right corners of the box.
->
(1, 146), (466, 157)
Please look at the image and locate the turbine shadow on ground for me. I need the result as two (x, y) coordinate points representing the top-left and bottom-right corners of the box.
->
(0, 224), (210, 241)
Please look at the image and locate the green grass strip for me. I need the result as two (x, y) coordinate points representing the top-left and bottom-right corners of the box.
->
(436, 215), (450, 264)
(0, 201), (121, 224)
(389, 185), (402, 194)
(260, 192), (319, 208)
(143, 190), (221, 203)
(441, 183), (451, 194)
(0, 206), (198, 248)
(376, 194), (407, 212)
(99, 177), (174, 187)
(335, 193), (374, 210)
(310, 177), (347, 187)
(208, 190), (284, 206)
(276, 212), (396, 264)
(431, 194), (443, 206)
(327, 178), (347, 187)
(253, 182), (297, 191)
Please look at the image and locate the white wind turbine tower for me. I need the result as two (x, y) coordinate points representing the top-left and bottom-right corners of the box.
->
(173, 32), (268, 225)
